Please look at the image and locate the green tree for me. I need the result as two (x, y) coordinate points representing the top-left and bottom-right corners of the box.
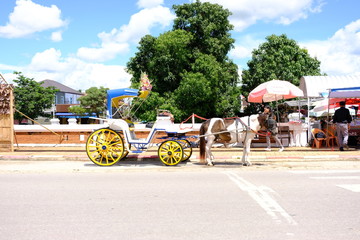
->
(127, 30), (194, 94)
(241, 34), (322, 99)
(78, 86), (109, 118)
(241, 34), (322, 114)
(12, 72), (58, 124)
(173, 0), (234, 61)
(68, 105), (87, 116)
(127, 0), (239, 121)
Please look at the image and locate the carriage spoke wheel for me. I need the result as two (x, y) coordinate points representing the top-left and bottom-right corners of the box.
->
(122, 144), (130, 159)
(179, 139), (192, 161)
(158, 140), (183, 166)
(86, 128), (125, 166)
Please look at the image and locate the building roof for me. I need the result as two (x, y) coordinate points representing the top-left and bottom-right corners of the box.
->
(299, 75), (360, 98)
(41, 79), (83, 95)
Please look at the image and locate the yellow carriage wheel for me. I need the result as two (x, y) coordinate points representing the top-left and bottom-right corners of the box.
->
(122, 144), (130, 159)
(179, 139), (192, 161)
(86, 128), (125, 166)
(158, 140), (184, 166)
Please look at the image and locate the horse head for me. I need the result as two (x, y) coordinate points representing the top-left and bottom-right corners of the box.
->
(256, 114), (268, 131)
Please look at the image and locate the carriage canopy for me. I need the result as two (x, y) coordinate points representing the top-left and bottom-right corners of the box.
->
(106, 88), (150, 118)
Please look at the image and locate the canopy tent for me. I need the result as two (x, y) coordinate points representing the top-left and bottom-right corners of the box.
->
(106, 88), (150, 119)
(310, 107), (356, 117)
(328, 87), (360, 98)
(283, 99), (309, 107)
(299, 76), (360, 143)
(299, 75), (360, 98)
(328, 87), (360, 117)
(309, 87), (360, 118)
(312, 98), (346, 112)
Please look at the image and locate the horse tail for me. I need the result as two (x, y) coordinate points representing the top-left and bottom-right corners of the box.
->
(199, 121), (207, 162)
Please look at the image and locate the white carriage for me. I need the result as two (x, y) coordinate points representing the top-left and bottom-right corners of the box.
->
(85, 88), (194, 166)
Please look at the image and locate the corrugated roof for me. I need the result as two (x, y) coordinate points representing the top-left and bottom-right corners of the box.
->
(299, 75), (360, 98)
(41, 79), (83, 95)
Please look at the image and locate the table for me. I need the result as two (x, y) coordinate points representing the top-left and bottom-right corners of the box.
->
(278, 122), (308, 147)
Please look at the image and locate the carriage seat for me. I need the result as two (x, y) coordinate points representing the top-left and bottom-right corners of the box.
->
(106, 119), (143, 141)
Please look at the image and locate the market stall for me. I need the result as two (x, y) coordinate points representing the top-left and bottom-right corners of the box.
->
(299, 75), (360, 144)
(248, 79), (307, 147)
(328, 87), (360, 147)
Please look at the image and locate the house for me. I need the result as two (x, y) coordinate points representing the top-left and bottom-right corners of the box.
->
(41, 79), (88, 124)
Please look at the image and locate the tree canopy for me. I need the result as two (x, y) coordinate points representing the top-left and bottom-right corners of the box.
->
(77, 86), (109, 118)
(12, 72), (58, 123)
(241, 34), (322, 114)
(241, 34), (322, 96)
(126, 0), (239, 122)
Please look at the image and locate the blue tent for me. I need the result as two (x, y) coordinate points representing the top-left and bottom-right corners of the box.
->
(328, 87), (360, 98)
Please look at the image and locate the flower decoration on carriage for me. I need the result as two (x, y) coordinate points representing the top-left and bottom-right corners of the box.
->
(140, 72), (152, 91)
(138, 72), (152, 98)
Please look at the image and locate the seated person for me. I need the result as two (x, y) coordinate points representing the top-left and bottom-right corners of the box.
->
(158, 110), (174, 122)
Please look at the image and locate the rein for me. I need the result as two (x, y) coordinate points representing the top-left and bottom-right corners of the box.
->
(199, 115), (269, 138)
(232, 116), (271, 137)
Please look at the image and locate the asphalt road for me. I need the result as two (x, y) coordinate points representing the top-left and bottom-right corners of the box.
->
(0, 169), (359, 240)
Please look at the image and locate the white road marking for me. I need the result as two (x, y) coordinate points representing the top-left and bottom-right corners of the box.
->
(310, 176), (360, 180)
(336, 184), (360, 192)
(290, 170), (360, 174)
(224, 171), (297, 225)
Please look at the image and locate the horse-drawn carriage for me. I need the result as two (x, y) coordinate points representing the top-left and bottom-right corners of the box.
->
(85, 88), (195, 166)
(86, 73), (266, 167)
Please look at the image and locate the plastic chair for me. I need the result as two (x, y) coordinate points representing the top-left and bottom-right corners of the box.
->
(324, 125), (338, 148)
(311, 128), (327, 148)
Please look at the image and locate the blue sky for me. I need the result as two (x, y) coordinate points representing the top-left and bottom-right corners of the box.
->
(1, 0), (359, 91)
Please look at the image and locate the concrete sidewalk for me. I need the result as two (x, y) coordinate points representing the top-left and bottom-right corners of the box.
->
(1, 145), (360, 173)
(1, 145), (359, 162)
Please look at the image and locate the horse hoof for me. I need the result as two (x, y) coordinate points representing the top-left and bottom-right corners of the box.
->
(243, 162), (251, 166)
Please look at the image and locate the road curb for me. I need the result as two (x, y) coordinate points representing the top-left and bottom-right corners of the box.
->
(1, 154), (360, 162)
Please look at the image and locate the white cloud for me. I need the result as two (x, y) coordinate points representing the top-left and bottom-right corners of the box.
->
(76, 6), (174, 62)
(77, 42), (130, 62)
(3, 48), (132, 91)
(0, 72), (18, 85)
(0, 0), (67, 38)
(29, 48), (67, 72)
(202, 0), (324, 31)
(51, 31), (63, 42)
(302, 19), (360, 75)
(230, 35), (263, 67)
(137, 0), (164, 9)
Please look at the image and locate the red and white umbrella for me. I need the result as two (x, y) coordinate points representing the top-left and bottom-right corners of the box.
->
(248, 80), (304, 103)
(311, 98), (359, 117)
(311, 98), (345, 112)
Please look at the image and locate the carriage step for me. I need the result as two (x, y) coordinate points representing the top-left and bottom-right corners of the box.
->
(131, 150), (144, 154)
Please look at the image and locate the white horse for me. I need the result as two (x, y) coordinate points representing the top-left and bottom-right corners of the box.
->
(199, 114), (267, 166)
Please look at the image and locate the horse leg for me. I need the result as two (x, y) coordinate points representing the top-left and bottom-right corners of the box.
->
(205, 136), (215, 166)
(242, 138), (252, 166)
